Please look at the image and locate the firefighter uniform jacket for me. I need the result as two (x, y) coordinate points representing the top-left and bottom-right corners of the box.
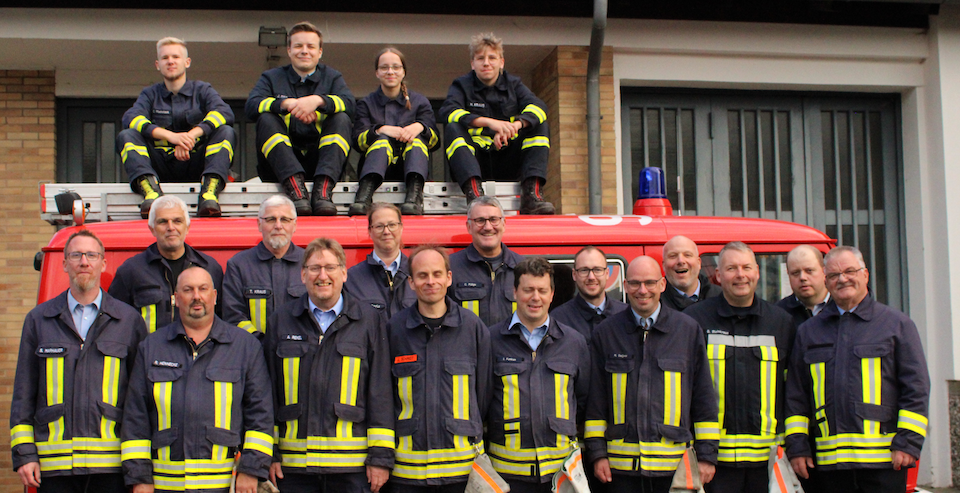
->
(438, 71), (547, 134)
(120, 317), (274, 491)
(449, 243), (523, 327)
(353, 87), (439, 154)
(263, 292), (394, 474)
(549, 295), (629, 348)
(486, 317), (590, 483)
(10, 290), (147, 475)
(584, 305), (719, 477)
(660, 274), (722, 312)
(684, 295), (796, 467)
(784, 295), (930, 469)
(245, 64), (356, 147)
(122, 80), (234, 143)
(223, 242), (305, 336)
(344, 252), (417, 319)
(108, 242), (224, 333)
(388, 298), (492, 485)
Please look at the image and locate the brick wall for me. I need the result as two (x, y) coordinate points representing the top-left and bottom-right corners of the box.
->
(533, 46), (616, 214)
(0, 70), (56, 490)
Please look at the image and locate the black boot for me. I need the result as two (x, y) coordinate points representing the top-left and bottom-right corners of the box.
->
(348, 175), (382, 216)
(281, 173), (312, 217)
(134, 175), (163, 219)
(197, 174), (226, 218)
(461, 177), (485, 206)
(520, 177), (555, 215)
(311, 175), (339, 216)
(400, 173), (425, 215)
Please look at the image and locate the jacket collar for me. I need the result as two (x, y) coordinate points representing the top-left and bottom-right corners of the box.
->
(471, 70), (509, 91)
(255, 241), (304, 263)
(464, 243), (520, 268)
(166, 315), (236, 344)
(821, 293), (874, 321)
(158, 79), (195, 98)
(404, 297), (463, 330)
(144, 242), (207, 267)
(371, 86), (407, 106)
(716, 294), (763, 318)
(285, 64), (323, 84)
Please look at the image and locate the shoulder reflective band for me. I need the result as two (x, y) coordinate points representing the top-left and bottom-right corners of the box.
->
(153, 381), (173, 461)
(141, 304), (158, 333)
(283, 356), (300, 441)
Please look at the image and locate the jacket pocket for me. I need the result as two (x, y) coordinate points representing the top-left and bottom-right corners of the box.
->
(334, 402), (366, 423)
(35, 403), (65, 425)
(133, 286), (164, 308)
(152, 427), (178, 449)
(97, 401), (123, 423)
(287, 284), (307, 299)
(604, 423), (627, 440)
(205, 367), (241, 383)
(548, 415), (578, 438)
(657, 423), (693, 444)
(97, 340), (129, 359)
(454, 284), (487, 302)
(206, 425), (241, 447)
(445, 416), (482, 439)
(277, 403), (302, 422)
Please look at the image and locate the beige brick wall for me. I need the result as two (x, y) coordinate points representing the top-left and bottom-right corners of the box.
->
(533, 46), (616, 214)
(0, 70), (56, 490)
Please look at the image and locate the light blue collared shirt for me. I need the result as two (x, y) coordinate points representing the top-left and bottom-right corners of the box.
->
(510, 312), (549, 351)
(309, 295), (344, 335)
(67, 289), (102, 341)
(585, 297), (607, 315)
(631, 302), (662, 330)
(838, 301), (858, 316)
(373, 251), (401, 277)
(299, 69), (317, 83)
(674, 280), (702, 301)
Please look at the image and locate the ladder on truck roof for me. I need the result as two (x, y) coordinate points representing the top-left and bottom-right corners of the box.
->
(39, 180), (522, 226)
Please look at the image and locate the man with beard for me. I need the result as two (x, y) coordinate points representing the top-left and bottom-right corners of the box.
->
(660, 236), (721, 312)
(121, 266), (273, 493)
(116, 37), (235, 218)
(263, 238), (393, 493)
(777, 245), (831, 327)
(550, 246), (628, 347)
(345, 203), (417, 318)
(109, 195), (223, 333)
(11, 230), (147, 492)
(223, 195), (305, 337)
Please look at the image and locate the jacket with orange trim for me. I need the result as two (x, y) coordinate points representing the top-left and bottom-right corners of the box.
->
(122, 80), (234, 140)
(10, 290), (147, 474)
(784, 294), (930, 467)
(263, 292), (394, 474)
(448, 243), (524, 327)
(121, 317), (274, 488)
(352, 87), (439, 153)
(584, 305), (719, 476)
(439, 71), (547, 129)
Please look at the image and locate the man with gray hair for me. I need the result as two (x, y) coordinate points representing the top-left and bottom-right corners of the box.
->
(777, 245), (830, 328)
(785, 246), (929, 493)
(223, 195), (305, 336)
(684, 241), (795, 493)
(116, 37), (235, 218)
(449, 196), (524, 326)
(109, 195), (223, 333)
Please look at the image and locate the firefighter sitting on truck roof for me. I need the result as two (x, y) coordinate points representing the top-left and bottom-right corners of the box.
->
(439, 32), (554, 215)
(116, 37), (235, 219)
(108, 195), (224, 333)
(245, 21), (356, 217)
(222, 195), (305, 337)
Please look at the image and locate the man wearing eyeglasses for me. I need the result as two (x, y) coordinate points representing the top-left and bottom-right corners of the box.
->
(660, 236), (722, 312)
(550, 246), (628, 348)
(784, 246), (929, 493)
(449, 196), (524, 326)
(222, 195), (305, 338)
(585, 256), (718, 493)
(11, 230), (147, 492)
(345, 203), (417, 318)
(684, 242), (795, 493)
(263, 237), (393, 493)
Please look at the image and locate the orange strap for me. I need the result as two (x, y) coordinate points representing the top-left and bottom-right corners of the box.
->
(472, 461), (505, 493)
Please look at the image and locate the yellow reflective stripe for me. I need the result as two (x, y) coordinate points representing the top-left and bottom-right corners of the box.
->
(283, 356), (300, 441)
(810, 362), (829, 437)
(461, 300), (480, 317)
(141, 304), (157, 333)
(898, 410), (928, 437)
(213, 381), (233, 461)
(445, 137), (474, 160)
(319, 134), (350, 156)
(814, 432), (895, 465)
(367, 139), (395, 162)
(152, 457), (234, 490)
(520, 136), (550, 150)
(120, 142), (149, 163)
(488, 441), (571, 477)
(153, 380), (172, 463)
(101, 355), (121, 439)
(46, 355), (65, 441)
(202, 111), (226, 128)
(861, 355), (881, 436)
(341, 356), (361, 406)
(427, 128), (439, 148)
(130, 115), (150, 132)
(612, 372), (626, 425)
(447, 108), (470, 124)
(244, 298), (267, 334)
(521, 104), (547, 124)
(393, 442), (477, 480)
(471, 135), (494, 148)
(453, 374), (469, 420)
(357, 130), (373, 151)
(367, 428), (396, 449)
(512, 302), (517, 315)
(503, 374), (520, 419)
(555, 373), (570, 420)
(243, 430), (274, 457)
(398, 376), (414, 420)
(707, 344), (726, 432)
(664, 371), (680, 427)
(785, 415), (809, 436)
(10, 424), (35, 447)
(716, 433), (782, 463)
(759, 345), (778, 436)
(314, 112), (325, 135)
(504, 420), (520, 450)
(584, 420), (606, 439)
(258, 97), (277, 114)
(402, 138), (429, 160)
(327, 95), (346, 113)
(238, 321), (258, 335)
(122, 439), (152, 461)
(605, 440), (686, 472)
(262, 133), (292, 158)
(694, 421), (720, 441)
(204, 140), (234, 162)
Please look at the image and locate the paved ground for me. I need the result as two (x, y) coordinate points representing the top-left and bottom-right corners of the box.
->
(918, 487), (960, 493)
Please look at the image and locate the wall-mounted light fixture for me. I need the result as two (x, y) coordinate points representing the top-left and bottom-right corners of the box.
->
(258, 26), (287, 48)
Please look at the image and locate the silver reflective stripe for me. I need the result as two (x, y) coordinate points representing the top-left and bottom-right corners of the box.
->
(707, 334), (776, 348)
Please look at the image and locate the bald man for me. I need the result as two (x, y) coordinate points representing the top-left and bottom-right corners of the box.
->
(585, 256), (718, 493)
(776, 245), (830, 328)
(660, 236), (721, 312)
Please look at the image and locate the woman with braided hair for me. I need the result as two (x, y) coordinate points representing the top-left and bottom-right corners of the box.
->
(350, 48), (439, 215)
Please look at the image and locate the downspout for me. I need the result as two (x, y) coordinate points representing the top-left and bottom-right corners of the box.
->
(587, 0), (607, 214)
